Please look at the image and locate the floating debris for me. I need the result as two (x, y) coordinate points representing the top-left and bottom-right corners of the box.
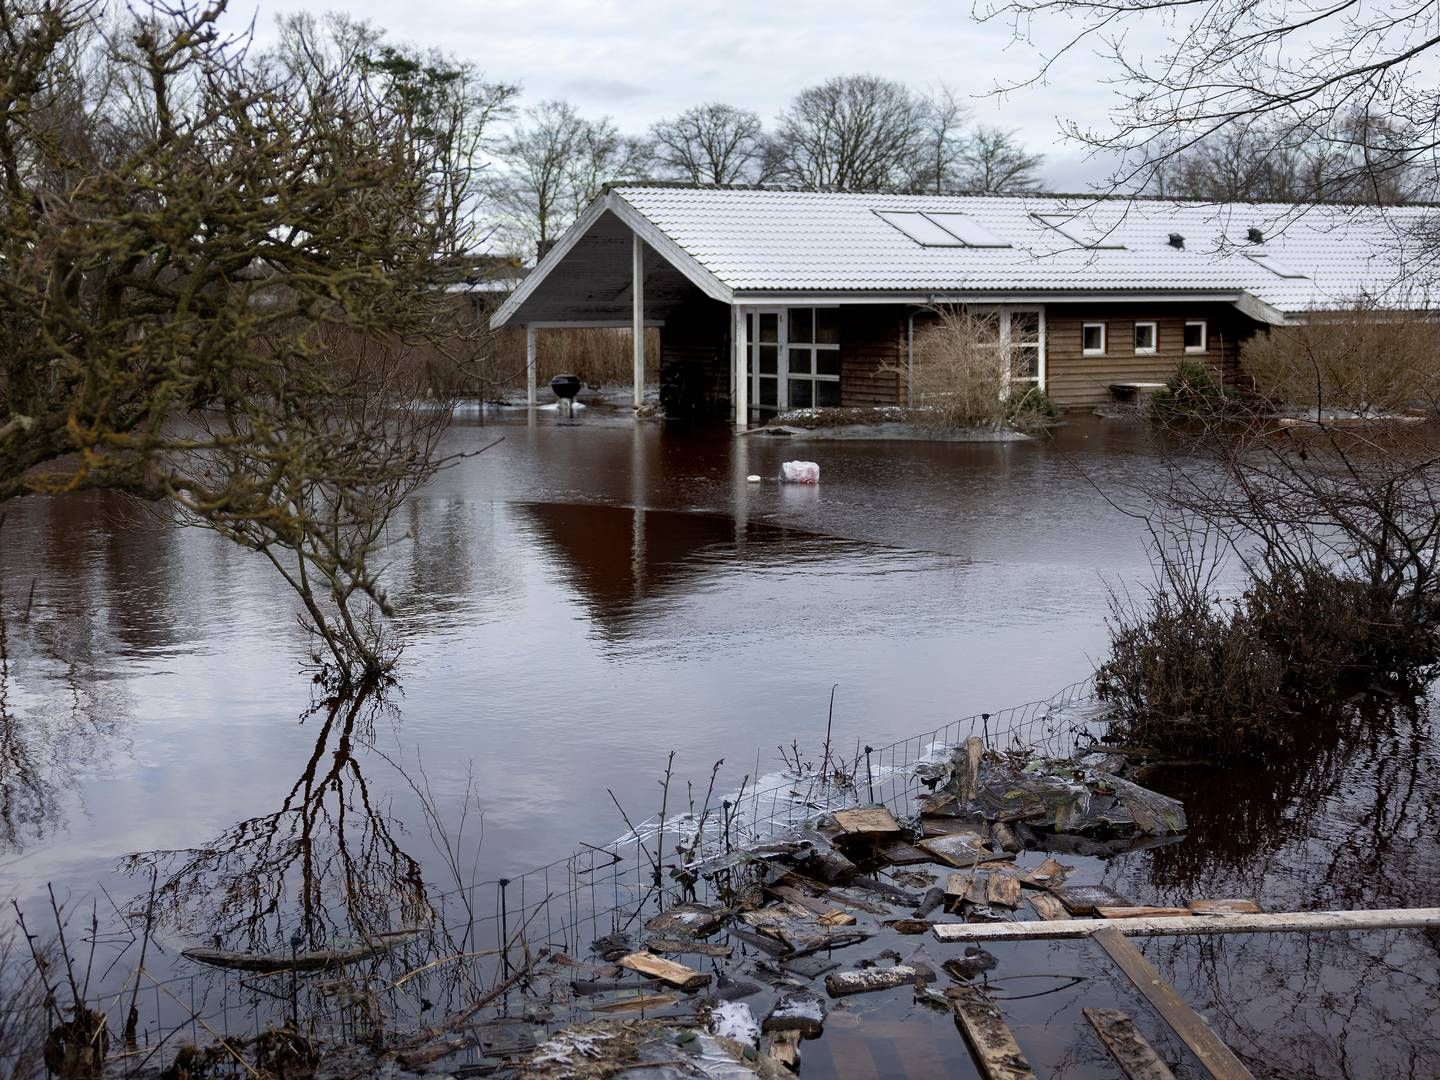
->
(618, 952), (712, 991)
(763, 990), (826, 1036)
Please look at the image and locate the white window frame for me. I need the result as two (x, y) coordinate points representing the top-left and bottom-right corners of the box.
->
(784, 307), (841, 410)
(1184, 320), (1208, 353)
(1081, 323), (1107, 356)
(969, 305), (1047, 392)
(1133, 321), (1158, 355)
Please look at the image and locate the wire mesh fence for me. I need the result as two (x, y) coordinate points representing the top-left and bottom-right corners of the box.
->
(13, 677), (1108, 1074)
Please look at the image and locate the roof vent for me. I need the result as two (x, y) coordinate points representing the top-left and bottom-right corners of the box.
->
(1247, 227), (1265, 244)
(1168, 233), (1185, 249)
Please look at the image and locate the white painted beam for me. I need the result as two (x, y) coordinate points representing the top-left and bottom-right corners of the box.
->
(931, 907), (1440, 943)
(632, 233), (645, 409)
(733, 306), (748, 431)
(525, 324), (537, 408)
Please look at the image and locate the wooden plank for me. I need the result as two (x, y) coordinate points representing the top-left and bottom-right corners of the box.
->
(825, 965), (927, 997)
(920, 816), (984, 838)
(1027, 893), (1068, 921)
(878, 839), (933, 866)
(1084, 1008), (1176, 1080)
(643, 938), (733, 958)
(1091, 928), (1253, 1080)
(617, 952), (711, 991)
(946, 872), (988, 905)
(933, 906), (1440, 942)
(947, 985), (1037, 1080)
(1097, 907), (1194, 920)
(919, 834), (1014, 869)
(1187, 899), (1262, 916)
(587, 993), (677, 1013)
(1052, 884), (1132, 915)
(1019, 857), (1072, 890)
(987, 872), (1023, 909)
(832, 806), (901, 836)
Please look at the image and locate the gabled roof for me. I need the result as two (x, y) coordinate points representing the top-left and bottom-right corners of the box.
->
(491, 185), (1437, 328)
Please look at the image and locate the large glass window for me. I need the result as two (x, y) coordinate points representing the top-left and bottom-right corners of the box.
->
(967, 306), (1046, 391)
(785, 307), (840, 409)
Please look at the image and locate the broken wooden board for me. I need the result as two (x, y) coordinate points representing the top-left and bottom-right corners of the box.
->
(878, 839), (934, 866)
(920, 816), (986, 839)
(643, 902), (723, 938)
(1096, 906), (1194, 920)
(766, 1030), (801, 1071)
(953, 736), (985, 806)
(1027, 893), (1068, 921)
(763, 989), (826, 1035)
(1084, 1008), (1177, 1080)
(824, 964), (929, 998)
(643, 938), (733, 959)
(617, 952), (711, 991)
(1019, 857), (1072, 890)
(884, 919), (936, 935)
(832, 806), (901, 836)
(986, 872), (1023, 909)
(992, 821), (1022, 853)
(917, 790), (961, 816)
(1091, 928), (1254, 1080)
(1052, 883), (1132, 915)
(919, 833), (1014, 869)
(767, 885), (857, 925)
(586, 993), (678, 1013)
(945, 872), (989, 905)
(932, 907), (1440, 941)
(1187, 899), (1262, 916)
(947, 984), (1037, 1080)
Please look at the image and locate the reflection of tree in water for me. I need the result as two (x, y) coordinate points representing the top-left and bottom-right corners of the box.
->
(1104, 701), (1440, 1078)
(123, 691), (430, 954)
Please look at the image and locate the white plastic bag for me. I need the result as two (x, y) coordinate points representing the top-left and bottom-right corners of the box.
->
(781, 460), (820, 484)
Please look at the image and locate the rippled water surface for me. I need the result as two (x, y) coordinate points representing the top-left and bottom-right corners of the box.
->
(2, 408), (1436, 1077)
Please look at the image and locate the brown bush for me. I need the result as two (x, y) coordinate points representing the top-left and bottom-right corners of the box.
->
(1242, 310), (1440, 415)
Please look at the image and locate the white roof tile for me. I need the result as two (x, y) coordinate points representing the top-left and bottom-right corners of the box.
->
(611, 185), (1437, 314)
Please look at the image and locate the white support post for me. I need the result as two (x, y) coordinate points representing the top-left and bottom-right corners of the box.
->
(525, 324), (537, 407)
(732, 305), (748, 430)
(632, 233), (645, 409)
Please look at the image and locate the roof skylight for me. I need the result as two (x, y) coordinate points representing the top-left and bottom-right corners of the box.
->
(875, 210), (1012, 248)
(1031, 212), (1126, 250)
(1243, 252), (1309, 279)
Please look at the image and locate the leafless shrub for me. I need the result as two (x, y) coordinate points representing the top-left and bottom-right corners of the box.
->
(898, 307), (1056, 431)
(1243, 311), (1440, 417)
(0, 933), (49, 1078)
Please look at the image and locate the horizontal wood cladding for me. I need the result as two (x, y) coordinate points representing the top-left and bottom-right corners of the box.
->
(839, 305), (904, 407)
(1045, 304), (1258, 408)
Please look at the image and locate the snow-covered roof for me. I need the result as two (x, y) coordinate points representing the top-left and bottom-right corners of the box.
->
(492, 185), (1437, 328)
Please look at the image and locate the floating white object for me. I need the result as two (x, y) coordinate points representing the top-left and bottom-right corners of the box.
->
(746, 474), (762, 483)
(781, 461), (820, 484)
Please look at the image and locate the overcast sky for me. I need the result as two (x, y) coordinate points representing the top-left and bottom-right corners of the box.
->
(232, 0), (1147, 190)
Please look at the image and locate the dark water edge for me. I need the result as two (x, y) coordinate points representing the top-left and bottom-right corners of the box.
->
(1, 408), (1437, 1077)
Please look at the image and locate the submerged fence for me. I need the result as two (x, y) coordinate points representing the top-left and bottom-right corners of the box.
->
(20, 677), (1108, 1074)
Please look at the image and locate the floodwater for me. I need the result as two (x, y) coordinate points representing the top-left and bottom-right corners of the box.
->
(1, 407), (1437, 1077)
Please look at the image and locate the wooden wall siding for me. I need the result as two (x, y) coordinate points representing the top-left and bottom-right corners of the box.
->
(1044, 303), (1257, 408)
(839, 305), (904, 407)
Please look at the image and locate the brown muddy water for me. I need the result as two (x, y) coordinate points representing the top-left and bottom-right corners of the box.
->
(1, 408), (1437, 1077)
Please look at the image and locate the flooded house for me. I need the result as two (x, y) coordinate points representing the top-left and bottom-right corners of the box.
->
(489, 184), (1434, 420)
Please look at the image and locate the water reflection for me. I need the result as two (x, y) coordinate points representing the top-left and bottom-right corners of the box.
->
(122, 691), (430, 954)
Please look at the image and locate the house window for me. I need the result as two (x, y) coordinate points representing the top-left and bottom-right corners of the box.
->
(1134, 322), (1157, 354)
(966, 306), (1045, 391)
(785, 307), (841, 408)
(1082, 323), (1106, 355)
(1184, 320), (1207, 352)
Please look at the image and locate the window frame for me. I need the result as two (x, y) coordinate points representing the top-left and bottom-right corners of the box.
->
(1184, 320), (1208, 353)
(1133, 321), (1158, 355)
(1081, 322), (1107, 356)
(783, 306), (840, 410)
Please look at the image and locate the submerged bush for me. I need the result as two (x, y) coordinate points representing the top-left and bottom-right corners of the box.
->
(1097, 560), (1440, 760)
(1150, 360), (1234, 421)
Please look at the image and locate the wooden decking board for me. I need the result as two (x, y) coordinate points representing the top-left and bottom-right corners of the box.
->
(947, 985), (1037, 1080)
(931, 906), (1440, 942)
(1084, 1007), (1177, 1080)
(1091, 928), (1253, 1080)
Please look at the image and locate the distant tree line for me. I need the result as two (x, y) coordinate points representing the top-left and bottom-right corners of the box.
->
(492, 74), (1046, 255)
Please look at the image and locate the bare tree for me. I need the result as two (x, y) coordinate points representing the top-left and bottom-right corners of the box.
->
(956, 125), (1044, 193)
(774, 74), (927, 190)
(0, 0), (516, 686)
(566, 114), (648, 215)
(979, 0), (1440, 213)
(649, 102), (774, 184)
(913, 84), (972, 194)
(496, 99), (587, 253)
